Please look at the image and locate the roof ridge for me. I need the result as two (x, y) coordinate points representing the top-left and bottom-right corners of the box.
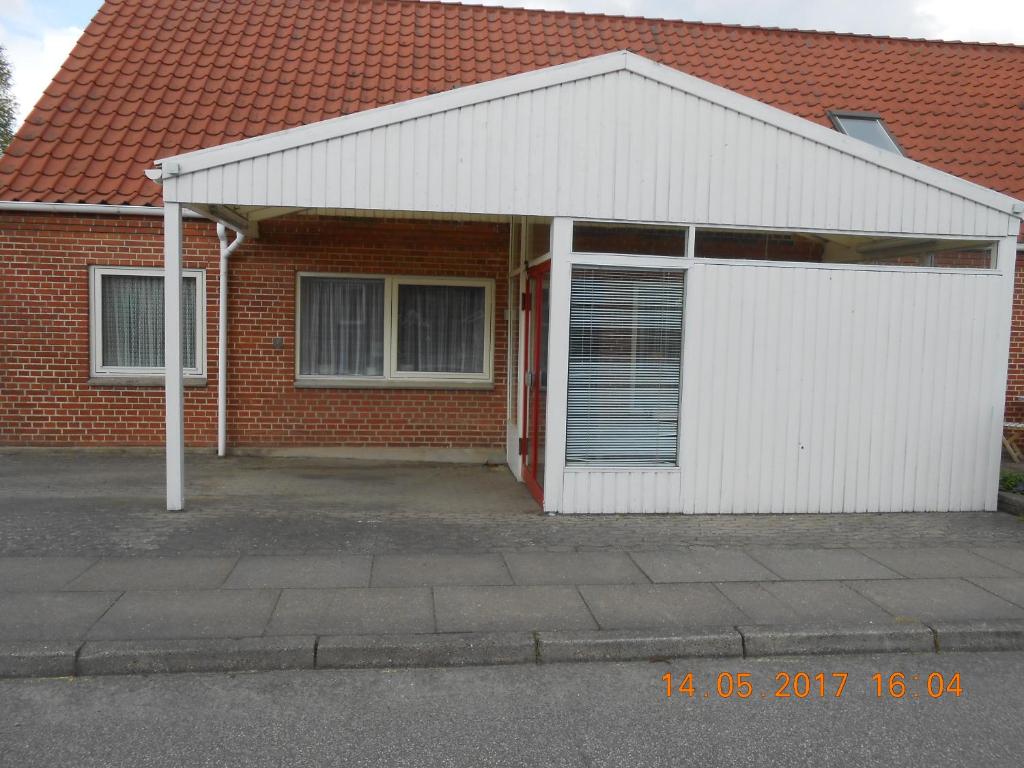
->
(388, 0), (1024, 49)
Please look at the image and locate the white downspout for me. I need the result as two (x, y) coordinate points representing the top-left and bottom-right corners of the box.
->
(216, 223), (245, 457)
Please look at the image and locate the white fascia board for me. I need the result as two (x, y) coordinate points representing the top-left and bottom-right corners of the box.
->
(155, 50), (1023, 218)
(0, 200), (203, 217)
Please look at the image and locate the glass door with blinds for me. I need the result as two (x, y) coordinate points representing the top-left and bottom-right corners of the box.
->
(565, 267), (685, 467)
(521, 261), (550, 504)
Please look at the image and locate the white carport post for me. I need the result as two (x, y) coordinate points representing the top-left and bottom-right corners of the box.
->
(542, 217), (573, 513)
(164, 202), (185, 511)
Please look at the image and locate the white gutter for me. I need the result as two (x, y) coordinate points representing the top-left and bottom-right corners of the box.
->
(216, 223), (246, 457)
(0, 200), (204, 217)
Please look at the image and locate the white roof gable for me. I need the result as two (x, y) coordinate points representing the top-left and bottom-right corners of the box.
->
(156, 51), (1022, 238)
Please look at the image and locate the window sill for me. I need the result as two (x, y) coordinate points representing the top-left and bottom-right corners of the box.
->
(295, 378), (493, 391)
(88, 376), (208, 388)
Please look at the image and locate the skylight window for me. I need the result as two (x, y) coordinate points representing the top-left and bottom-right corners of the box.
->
(828, 111), (904, 155)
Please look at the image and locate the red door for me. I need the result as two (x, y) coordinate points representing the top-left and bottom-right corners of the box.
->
(521, 261), (550, 505)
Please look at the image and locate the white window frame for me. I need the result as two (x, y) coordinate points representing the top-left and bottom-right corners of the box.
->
(295, 272), (495, 386)
(562, 253), (692, 472)
(89, 266), (207, 378)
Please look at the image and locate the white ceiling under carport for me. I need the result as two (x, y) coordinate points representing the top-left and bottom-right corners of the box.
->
(152, 51), (1023, 239)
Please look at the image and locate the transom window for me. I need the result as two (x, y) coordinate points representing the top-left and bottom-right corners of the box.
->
(828, 111), (904, 155)
(296, 274), (494, 384)
(89, 266), (206, 377)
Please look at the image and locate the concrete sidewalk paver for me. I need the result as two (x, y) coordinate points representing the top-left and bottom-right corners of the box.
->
(966, 578), (1024, 609)
(578, 584), (747, 630)
(66, 557), (238, 591)
(434, 586), (597, 632)
(86, 590), (277, 640)
(758, 581), (894, 623)
(714, 583), (803, 624)
(266, 588), (434, 635)
(746, 548), (901, 580)
(504, 552), (648, 585)
(371, 554), (511, 586)
(630, 549), (776, 583)
(0, 592), (120, 641)
(859, 547), (1020, 579)
(969, 547), (1024, 574)
(223, 556), (371, 589)
(849, 579), (1024, 621)
(0, 557), (96, 591)
(7, 454), (1024, 557)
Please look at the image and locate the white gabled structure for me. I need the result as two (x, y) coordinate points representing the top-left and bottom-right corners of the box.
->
(153, 51), (1023, 514)
(155, 52), (1021, 238)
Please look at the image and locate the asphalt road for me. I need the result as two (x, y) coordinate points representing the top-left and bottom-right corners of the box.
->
(1, 652), (1021, 767)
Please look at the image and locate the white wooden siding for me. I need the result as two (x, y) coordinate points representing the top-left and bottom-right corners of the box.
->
(556, 261), (1008, 514)
(163, 64), (1018, 238)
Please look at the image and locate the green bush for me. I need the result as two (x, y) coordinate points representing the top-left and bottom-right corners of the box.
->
(1000, 471), (1024, 493)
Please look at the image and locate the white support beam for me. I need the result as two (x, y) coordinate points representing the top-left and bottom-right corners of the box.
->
(542, 217), (574, 513)
(186, 203), (258, 238)
(164, 202), (185, 511)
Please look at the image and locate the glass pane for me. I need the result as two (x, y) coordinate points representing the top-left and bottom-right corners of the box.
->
(299, 277), (385, 376)
(695, 229), (994, 270)
(101, 274), (196, 369)
(854, 247), (994, 268)
(695, 230), (823, 262)
(397, 284), (486, 373)
(573, 223), (688, 256)
(835, 116), (902, 154)
(566, 268), (685, 466)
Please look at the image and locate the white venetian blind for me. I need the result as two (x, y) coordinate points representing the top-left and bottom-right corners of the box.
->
(566, 267), (685, 466)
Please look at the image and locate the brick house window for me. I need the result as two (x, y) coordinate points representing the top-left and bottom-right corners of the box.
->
(297, 273), (494, 385)
(89, 266), (206, 377)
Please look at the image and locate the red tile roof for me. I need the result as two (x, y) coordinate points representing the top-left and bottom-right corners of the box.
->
(1, 0), (1022, 208)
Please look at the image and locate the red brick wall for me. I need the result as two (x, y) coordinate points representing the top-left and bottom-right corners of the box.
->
(0, 212), (510, 449)
(2, 211), (1021, 446)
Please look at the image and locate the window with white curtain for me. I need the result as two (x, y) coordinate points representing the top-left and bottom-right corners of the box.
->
(299, 277), (385, 376)
(89, 267), (205, 377)
(297, 274), (493, 384)
(396, 283), (486, 374)
(565, 267), (685, 466)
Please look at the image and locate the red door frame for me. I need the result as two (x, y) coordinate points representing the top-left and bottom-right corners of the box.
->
(521, 260), (550, 505)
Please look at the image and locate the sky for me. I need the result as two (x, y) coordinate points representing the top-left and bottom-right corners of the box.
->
(1, 0), (1023, 130)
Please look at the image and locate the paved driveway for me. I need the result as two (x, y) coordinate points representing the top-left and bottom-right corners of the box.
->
(1, 451), (1023, 556)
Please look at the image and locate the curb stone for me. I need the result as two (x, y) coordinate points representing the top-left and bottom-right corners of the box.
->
(738, 623), (935, 657)
(316, 632), (537, 669)
(76, 636), (316, 676)
(2, 621), (1023, 679)
(536, 628), (743, 663)
(996, 491), (1024, 517)
(0, 642), (78, 679)
(930, 619), (1024, 652)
